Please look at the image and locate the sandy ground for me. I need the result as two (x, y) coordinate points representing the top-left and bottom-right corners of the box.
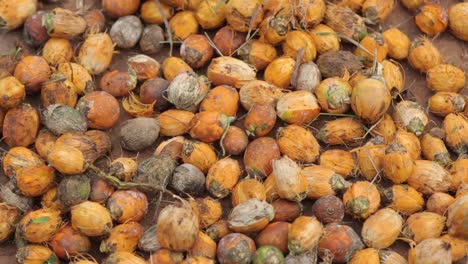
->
(0, 0), (467, 263)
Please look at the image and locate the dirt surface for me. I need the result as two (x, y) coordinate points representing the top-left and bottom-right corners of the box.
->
(1, 0), (467, 263)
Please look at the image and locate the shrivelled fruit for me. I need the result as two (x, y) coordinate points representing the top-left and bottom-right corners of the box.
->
(317, 50), (363, 78)
(0, 76), (25, 109)
(171, 164), (205, 196)
(119, 117), (160, 151)
(110, 15), (143, 49)
(318, 223), (364, 263)
(58, 175), (90, 209)
(41, 74), (78, 108)
(361, 208), (403, 249)
(393, 100), (428, 136)
(57, 62), (93, 95)
(382, 28), (411, 60)
(408, 37), (442, 73)
(55, 133), (99, 163)
(324, 3), (367, 41)
(2, 147), (44, 178)
(343, 181), (381, 219)
(415, 3), (448, 36)
(228, 198), (274, 234)
(288, 216), (323, 255)
(167, 71), (209, 112)
(0, 203), (19, 243)
(15, 165), (55, 197)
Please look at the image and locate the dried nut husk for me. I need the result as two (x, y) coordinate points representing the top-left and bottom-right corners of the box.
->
(393, 100), (428, 136)
(182, 140), (218, 174)
(103, 252), (147, 264)
(77, 33), (114, 75)
(207, 56), (256, 89)
(282, 30), (317, 63)
(109, 158), (137, 182)
(382, 28), (410, 60)
(141, 1), (173, 25)
(100, 70), (137, 97)
(362, 0), (396, 24)
(206, 157), (240, 198)
(0, 181), (33, 212)
(171, 164), (205, 196)
(427, 192), (455, 215)
(314, 77), (352, 114)
(288, 216), (323, 255)
(329, 0), (365, 12)
(190, 111), (234, 142)
(244, 104), (276, 137)
(395, 129), (421, 160)
(154, 135), (184, 160)
(42, 38), (73, 66)
(110, 15), (143, 49)
(277, 125), (320, 163)
(3, 103), (39, 148)
(206, 219), (231, 242)
(47, 142), (85, 175)
(354, 140), (386, 181)
(41, 75), (78, 108)
(195, 0), (226, 29)
(167, 72), (209, 112)
(294, 0), (325, 27)
(443, 113), (468, 155)
(18, 208), (61, 243)
(16, 245), (58, 264)
(421, 130), (451, 168)
(228, 198), (274, 234)
(100, 221), (144, 253)
(383, 143), (415, 184)
(217, 233), (256, 263)
(383, 184), (424, 215)
(107, 190), (148, 224)
(415, 4), (448, 36)
(84, 130), (111, 158)
(319, 149), (356, 178)
(0, 0), (37, 30)
(440, 234), (468, 261)
(403, 212), (446, 243)
(447, 195), (468, 239)
(76, 91), (121, 129)
(239, 80), (283, 111)
(343, 181), (381, 219)
(190, 197), (222, 229)
(271, 199), (302, 223)
(102, 0), (140, 18)
(200, 85), (239, 117)
(264, 56), (295, 89)
(222, 126), (249, 156)
(15, 165), (55, 197)
(213, 26), (246, 56)
(57, 62), (93, 95)
(23, 10), (49, 47)
(276, 91), (321, 125)
(89, 177), (114, 204)
(317, 117), (365, 146)
(309, 24), (340, 55)
(134, 154), (177, 190)
(138, 225), (161, 252)
(448, 3), (468, 41)
(379, 250), (407, 264)
(42, 8), (86, 39)
(354, 33), (388, 66)
(312, 195), (345, 224)
(158, 109), (194, 136)
(244, 137), (281, 178)
(0, 203), (19, 243)
(400, 0), (424, 11)
(55, 133), (99, 163)
(381, 60), (404, 96)
(84, 9), (106, 36)
(225, 0), (263, 32)
(57, 174), (90, 209)
(119, 117), (160, 151)
(318, 223), (364, 263)
(370, 114), (396, 144)
(139, 78), (171, 111)
(0, 76), (25, 109)
(451, 158), (468, 190)
(408, 37), (442, 73)
(264, 175), (279, 202)
(169, 11), (199, 40)
(232, 179), (266, 206)
(50, 225), (91, 259)
(157, 202), (199, 252)
(303, 166), (348, 200)
(41, 185), (62, 211)
(181, 34), (214, 69)
(352, 77), (391, 124)
(408, 238), (452, 264)
(294, 61), (322, 93)
(13, 55), (51, 94)
(361, 208), (402, 249)
(324, 3), (367, 41)
(2, 147), (44, 178)
(317, 50), (363, 79)
(429, 92), (465, 117)
(408, 160), (452, 195)
(140, 24), (165, 55)
(256, 222), (289, 254)
(259, 16), (290, 46)
(238, 40), (277, 71)
(272, 156), (308, 202)
(162, 56), (194, 81)
(349, 248), (379, 264)
(189, 232), (217, 259)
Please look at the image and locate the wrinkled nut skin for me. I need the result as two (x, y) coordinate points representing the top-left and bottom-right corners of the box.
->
(256, 222), (290, 254)
(426, 64), (466, 93)
(42, 38), (73, 66)
(76, 91), (121, 129)
(102, 0), (140, 18)
(14, 56), (51, 94)
(217, 233), (256, 264)
(2, 104), (39, 148)
(213, 26), (247, 56)
(110, 15), (143, 49)
(231, 179), (266, 206)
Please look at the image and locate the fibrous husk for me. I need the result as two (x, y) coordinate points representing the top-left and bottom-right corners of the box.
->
(138, 224), (161, 252)
(317, 50), (363, 78)
(0, 181), (33, 212)
(119, 117), (160, 151)
(58, 174), (90, 210)
(167, 71), (209, 112)
(228, 198), (274, 234)
(42, 104), (87, 136)
(133, 154), (177, 191)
